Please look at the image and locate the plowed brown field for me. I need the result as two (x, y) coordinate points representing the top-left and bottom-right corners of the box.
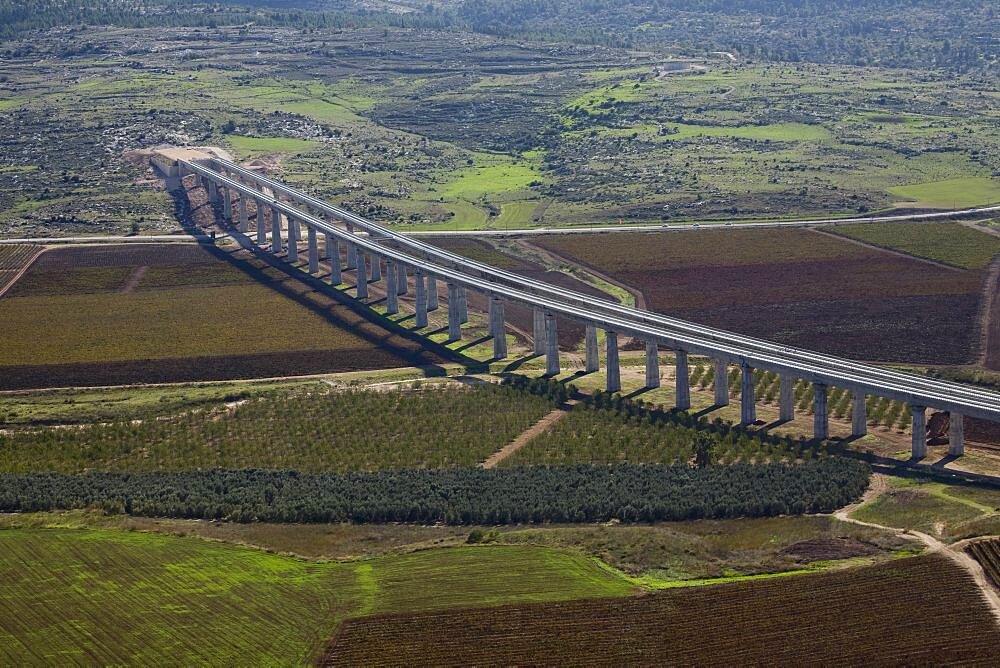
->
(325, 555), (1000, 666)
(535, 229), (985, 364)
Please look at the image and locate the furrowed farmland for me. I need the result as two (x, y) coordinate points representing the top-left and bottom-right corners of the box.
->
(0, 529), (633, 664)
(533, 227), (989, 364)
(967, 539), (1000, 590)
(0, 244), (443, 388)
(325, 554), (1000, 666)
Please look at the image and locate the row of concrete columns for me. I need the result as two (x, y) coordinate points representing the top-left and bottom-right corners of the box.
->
(197, 171), (967, 459)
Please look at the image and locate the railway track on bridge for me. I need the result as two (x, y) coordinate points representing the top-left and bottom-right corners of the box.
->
(159, 152), (1000, 458)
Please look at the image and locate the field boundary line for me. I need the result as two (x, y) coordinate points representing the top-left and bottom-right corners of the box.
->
(0, 245), (46, 298)
(812, 227), (963, 272)
(480, 400), (577, 469)
(119, 265), (149, 294)
(976, 252), (1000, 367)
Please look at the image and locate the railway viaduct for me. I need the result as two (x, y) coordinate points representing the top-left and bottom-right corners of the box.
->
(152, 149), (1000, 459)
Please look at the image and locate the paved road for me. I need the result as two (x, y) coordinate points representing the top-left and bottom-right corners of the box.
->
(0, 234), (214, 245)
(406, 205), (1000, 237)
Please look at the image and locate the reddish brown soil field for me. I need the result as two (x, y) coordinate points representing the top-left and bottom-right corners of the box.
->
(325, 555), (999, 666)
(534, 229), (985, 364)
(429, 238), (612, 350)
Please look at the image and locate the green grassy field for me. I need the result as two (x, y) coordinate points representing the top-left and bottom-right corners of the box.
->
(824, 221), (1000, 269)
(849, 478), (997, 540)
(0, 379), (322, 427)
(0, 528), (633, 664)
(224, 134), (325, 158)
(889, 177), (1000, 208)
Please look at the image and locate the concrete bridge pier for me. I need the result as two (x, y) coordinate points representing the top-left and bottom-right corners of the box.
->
(779, 375), (794, 421)
(286, 217), (299, 263)
(222, 188), (232, 222)
(206, 180), (218, 206)
(814, 384), (829, 440)
(447, 283), (462, 341)
(912, 405), (927, 458)
(307, 226), (319, 274)
(427, 277), (439, 311)
(740, 363), (756, 426)
(385, 263), (399, 314)
(345, 237), (357, 270)
(606, 331), (621, 392)
(644, 342), (660, 389)
(327, 234), (342, 285)
(545, 313), (560, 376)
(714, 359), (730, 407)
(585, 325), (599, 373)
(457, 286), (468, 323)
(675, 350), (690, 409)
(371, 256), (382, 281)
(355, 255), (369, 299)
(533, 308), (546, 355)
(490, 296), (507, 359)
(238, 197), (248, 233)
(852, 392), (867, 437)
(271, 209), (282, 253)
(396, 265), (408, 296)
(256, 200), (267, 246)
(949, 413), (964, 456)
(414, 272), (428, 328)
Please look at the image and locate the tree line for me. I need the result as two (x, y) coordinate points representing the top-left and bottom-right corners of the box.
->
(0, 459), (870, 524)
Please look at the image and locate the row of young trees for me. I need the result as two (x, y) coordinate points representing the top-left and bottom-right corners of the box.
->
(0, 459), (870, 524)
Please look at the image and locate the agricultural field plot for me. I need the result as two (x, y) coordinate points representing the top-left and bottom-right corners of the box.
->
(428, 237), (618, 349)
(502, 392), (832, 468)
(0, 243), (443, 389)
(0, 385), (555, 474)
(0, 243), (42, 294)
(326, 554), (1000, 666)
(823, 221), (1000, 270)
(0, 528), (632, 665)
(533, 228), (986, 364)
(850, 477), (1000, 542)
(967, 539), (1000, 591)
